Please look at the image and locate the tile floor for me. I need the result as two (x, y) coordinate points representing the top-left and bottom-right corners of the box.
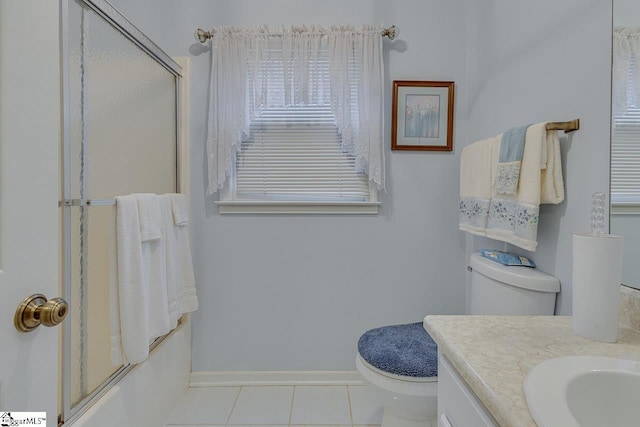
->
(164, 385), (383, 427)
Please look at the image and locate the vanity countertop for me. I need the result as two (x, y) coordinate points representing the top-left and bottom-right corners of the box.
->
(423, 315), (640, 427)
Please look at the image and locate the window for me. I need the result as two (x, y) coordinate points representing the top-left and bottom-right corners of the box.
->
(235, 105), (372, 202)
(220, 106), (378, 213)
(611, 107), (640, 209)
(207, 26), (385, 214)
(612, 27), (640, 213)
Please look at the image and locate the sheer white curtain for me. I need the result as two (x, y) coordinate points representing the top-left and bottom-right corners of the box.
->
(206, 25), (385, 195)
(613, 27), (640, 115)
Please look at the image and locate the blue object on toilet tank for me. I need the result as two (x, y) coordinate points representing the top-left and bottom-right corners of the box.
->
(358, 322), (437, 378)
(479, 249), (536, 267)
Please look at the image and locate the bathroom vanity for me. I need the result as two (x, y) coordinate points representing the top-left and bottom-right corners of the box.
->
(424, 315), (640, 427)
(438, 350), (497, 426)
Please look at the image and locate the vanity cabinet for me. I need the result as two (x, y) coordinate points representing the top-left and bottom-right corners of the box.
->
(438, 351), (499, 427)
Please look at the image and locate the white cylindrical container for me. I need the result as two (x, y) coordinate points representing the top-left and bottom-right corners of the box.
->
(572, 233), (624, 342)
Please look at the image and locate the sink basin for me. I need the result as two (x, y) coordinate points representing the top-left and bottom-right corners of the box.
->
(524, 356), (640, 427)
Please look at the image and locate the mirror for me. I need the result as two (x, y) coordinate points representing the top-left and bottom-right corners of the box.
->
(611, 0), (640, 289)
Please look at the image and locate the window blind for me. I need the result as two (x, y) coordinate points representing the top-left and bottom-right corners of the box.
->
(612, 53), (640, 205)
(612, 107), (640, 204)
(236, 105), (370, 201)
(233, 45), (371, 203)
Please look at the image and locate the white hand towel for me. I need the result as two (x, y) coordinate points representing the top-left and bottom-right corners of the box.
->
(134, 193), (162, 241)
(115, 195), (149, 364)
(504, 122), (564, 207)
(160, 194), (198, 329)
(168, 193), (189, 225)
(540, 127), (565, 204)
(459, 136), (499, 236)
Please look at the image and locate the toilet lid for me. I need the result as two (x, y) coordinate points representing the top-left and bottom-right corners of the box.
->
(357, 322), (437, 378)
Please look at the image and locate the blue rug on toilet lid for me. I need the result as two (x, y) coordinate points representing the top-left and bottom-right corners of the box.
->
(358, 322), (437, 378)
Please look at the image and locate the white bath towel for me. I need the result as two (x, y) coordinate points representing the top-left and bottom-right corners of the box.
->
(115, 195), (149, 364)
(134, 193), (162, 241)
(169, 193), (189, 226)
(459, 136), (500, 236)
(160, 195), (180, 328)
(160, 194), (198, 329)
(115, 194), (172, 365)
(137, 194), (171, 343)
(486, 122), (565, 251)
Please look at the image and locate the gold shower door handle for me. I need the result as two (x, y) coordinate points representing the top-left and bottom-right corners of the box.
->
(14, 293), (69, 332)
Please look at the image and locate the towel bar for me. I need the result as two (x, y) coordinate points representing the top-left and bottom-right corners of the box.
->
(546, 119), (580, 133)
(60, 198), (115, 207)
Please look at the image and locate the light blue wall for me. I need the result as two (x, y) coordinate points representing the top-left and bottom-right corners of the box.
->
(464, 0), (612, 315)
(615, 0), (640, 27)
(110, 0), (468, 371)
(110, 0), (612, 370)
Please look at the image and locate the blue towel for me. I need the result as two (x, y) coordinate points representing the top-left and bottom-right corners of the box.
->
(494, 124), (531, 195)
(358, 322), (437, 378)
(499, 126), (529, 162)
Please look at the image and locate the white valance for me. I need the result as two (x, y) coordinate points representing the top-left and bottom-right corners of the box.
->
(205, 25), (386, 195)
(613, 26), (640, 115)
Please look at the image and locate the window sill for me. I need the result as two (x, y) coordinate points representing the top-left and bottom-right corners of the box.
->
(611, 203), (640, 215)
(216, 201), (380, 215)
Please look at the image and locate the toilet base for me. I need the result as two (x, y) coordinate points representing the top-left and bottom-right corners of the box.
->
(355, 354), (438, 425)
(382, 410), (437, 427)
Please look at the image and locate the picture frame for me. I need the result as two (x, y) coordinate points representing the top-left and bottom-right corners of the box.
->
(391, 80), (455, 151)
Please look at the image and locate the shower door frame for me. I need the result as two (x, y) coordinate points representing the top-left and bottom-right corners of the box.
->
(60, 0), (184, 424)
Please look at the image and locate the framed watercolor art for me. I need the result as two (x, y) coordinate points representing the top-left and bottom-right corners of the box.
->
(391, 80), (455, 151)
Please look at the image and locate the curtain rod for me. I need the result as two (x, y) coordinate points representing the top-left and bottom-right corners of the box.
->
(194, 25), (398, 43)
(546, 119), (580, 133)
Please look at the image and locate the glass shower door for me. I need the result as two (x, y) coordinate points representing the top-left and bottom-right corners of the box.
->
(62, 0), (182, 422)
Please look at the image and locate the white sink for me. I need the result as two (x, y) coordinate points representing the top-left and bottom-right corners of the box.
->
(524, 355), (640, 427)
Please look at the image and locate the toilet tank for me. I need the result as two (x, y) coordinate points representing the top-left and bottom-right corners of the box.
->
(469, 252), (560, 315)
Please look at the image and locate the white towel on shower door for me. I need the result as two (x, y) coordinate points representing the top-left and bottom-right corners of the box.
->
(115, 194), (171, 365)
(134, 193), (171, 344)
(115, 195), (149, 364)
(160, 194), (198, 329)
(133, 193), (162, 241)
(168, 193), (190, 226)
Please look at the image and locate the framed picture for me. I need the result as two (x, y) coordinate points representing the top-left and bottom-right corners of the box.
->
(391, 80), (455, 151)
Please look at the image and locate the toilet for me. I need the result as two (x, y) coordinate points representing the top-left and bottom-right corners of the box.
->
(355, 252), (560, 427)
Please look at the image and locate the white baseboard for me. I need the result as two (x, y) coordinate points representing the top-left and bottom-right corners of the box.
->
(190, 370), (364, 387)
